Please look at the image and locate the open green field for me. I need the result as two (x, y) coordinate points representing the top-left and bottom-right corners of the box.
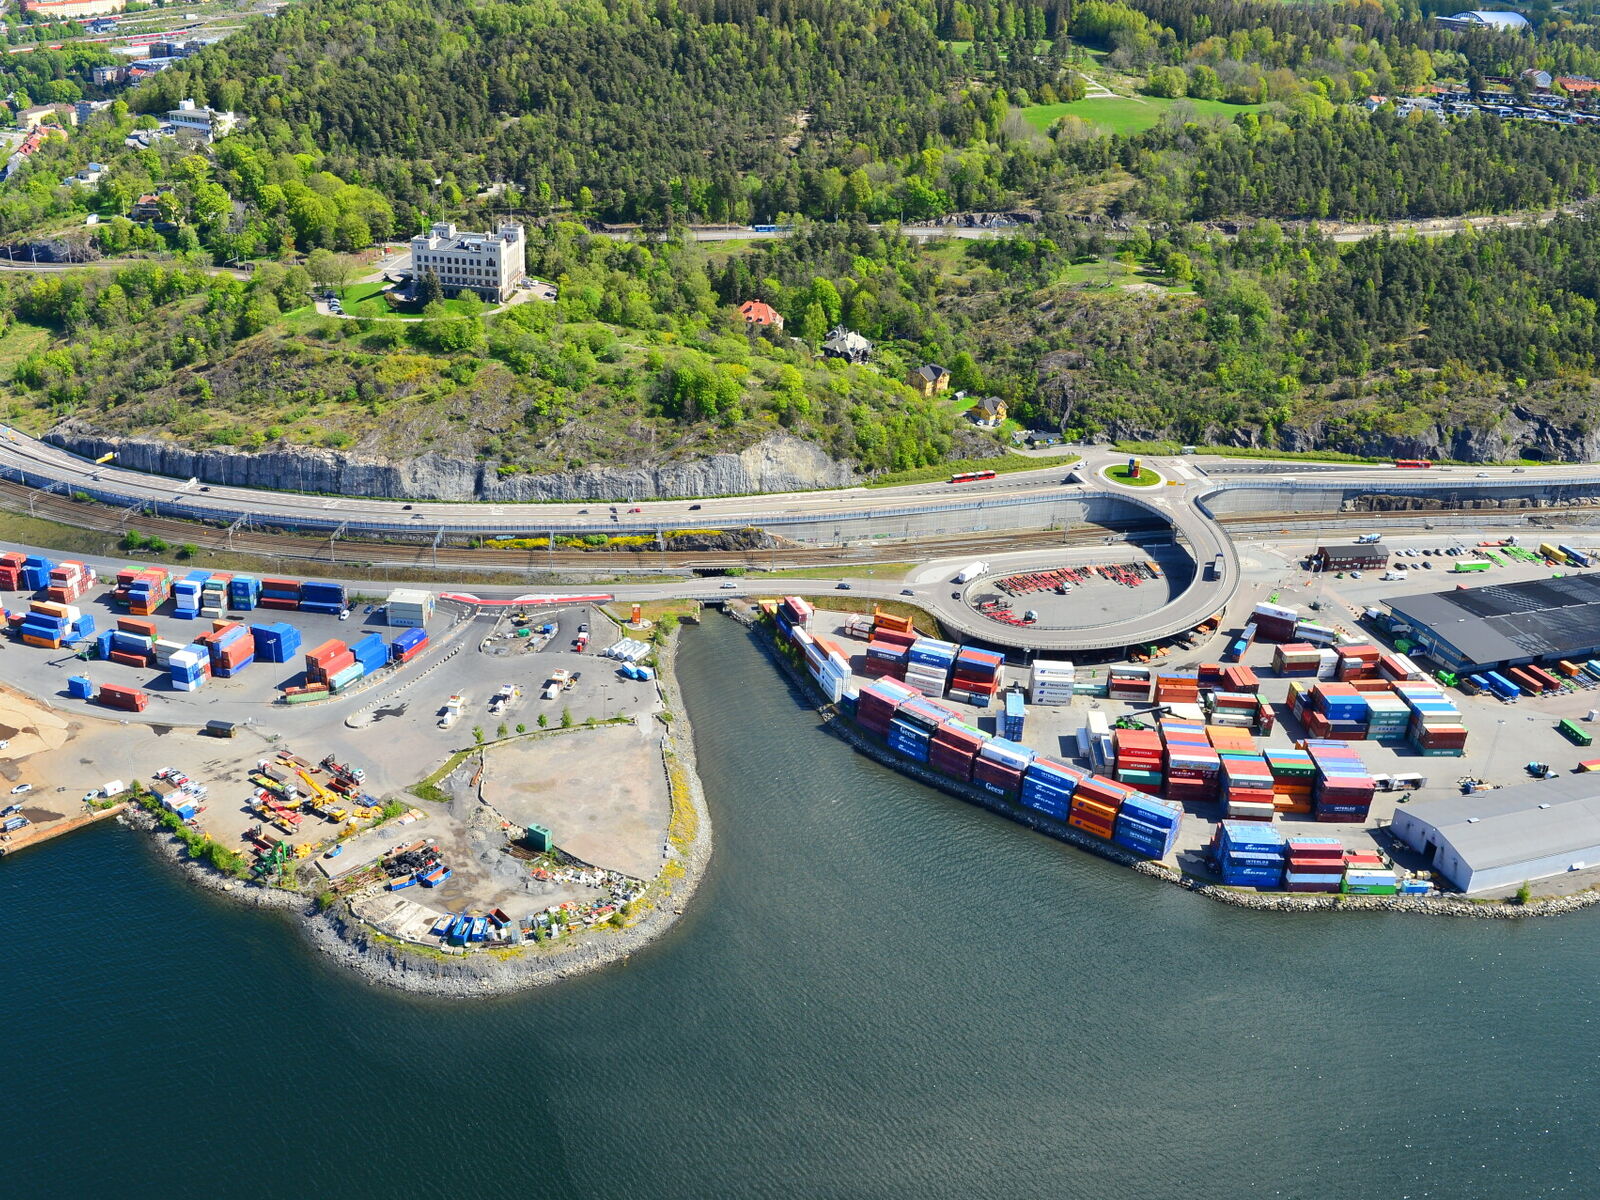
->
(1103, 463), (1161, 486)
(282, 282), (486, 325)
(1020, 95), (1265, 135)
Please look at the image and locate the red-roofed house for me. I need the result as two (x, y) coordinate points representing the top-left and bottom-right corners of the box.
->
(737, 299), (783, 331)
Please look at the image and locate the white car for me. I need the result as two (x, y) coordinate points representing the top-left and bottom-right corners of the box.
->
(10, 783), (31, 795)
(339, 609), (351, 621)
(720, 581), (738, 589)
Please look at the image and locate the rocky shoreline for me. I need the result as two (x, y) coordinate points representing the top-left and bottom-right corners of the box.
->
(124, 622), (715, 998)
(743, 614), (1600, 921)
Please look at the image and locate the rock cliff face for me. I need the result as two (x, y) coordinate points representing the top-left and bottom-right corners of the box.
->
(1100, 405), (1600, 463)
(47, 427), (857, 501)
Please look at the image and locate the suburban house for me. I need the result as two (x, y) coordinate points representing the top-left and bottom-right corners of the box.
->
(821, 325), (871, 364)
(737, 299), (783, 330)
(908, 363), (951, 397)
(1558, 76), (1600, 95)
(130, 191), (167, 221)
(17, 103), (76, 130)
(409, 221), (527, 302)
(974, 396), (1007, 427)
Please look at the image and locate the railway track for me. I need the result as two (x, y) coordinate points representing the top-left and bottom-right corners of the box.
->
(4, 471), (1592, 579)
(0, 479), (1162, 575)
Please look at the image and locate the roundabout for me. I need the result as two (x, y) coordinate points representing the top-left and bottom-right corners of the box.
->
(1099, 461), (1164, 488)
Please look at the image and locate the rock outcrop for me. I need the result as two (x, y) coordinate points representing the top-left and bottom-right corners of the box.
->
(48, 426), (857, 502)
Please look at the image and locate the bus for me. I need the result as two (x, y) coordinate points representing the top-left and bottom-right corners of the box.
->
(1393, 459), (1433, 469)
(949, 470), (998, 484)
(1558, 718), (1593, 747)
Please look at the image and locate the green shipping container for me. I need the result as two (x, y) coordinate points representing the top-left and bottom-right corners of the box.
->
(525, 824), (553, 852)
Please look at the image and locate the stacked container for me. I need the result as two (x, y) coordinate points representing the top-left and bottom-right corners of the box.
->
(107, 617), (156, 667)
(1113, 794), (1182, 858)
(200, 574), (229, 619)
(229, 575), (261, 611)
(1336, 644), (1381, 681)
(152, 638), (184, 669)
(0, 551), (27, 590)
(1108, 666), (1152, 703)
(1019, 757), (1081, 820)
(1394, 681), (1467, 755)
(1112, 727), (1163, 795)
(169, 645), (209, 691)
(298, 580), (347, 616)
(350, 632), (389, 674)
(1263, 747), (1316, 815)
(1082, 710), (1113, 770)
(1306, 740), (1376, 822)
(1285, 836), (1346, 892)
(16, 554), (53, 593)
(21, 601), (88, 648)
(206, 622), (254, 677)
(1154, 670), (1199, 706)
(1207, 691), (1258, 728)
(1363, 693), (1411, 741)
(1302, 682), (1370, 740)
(1069, 776), (1128, 839)
(249, 622), (303, 664)
(904, 637), (958, 696)
(1342, 861), (1399, 895)
(1211, 820), (1286, 888)
(949, 647), (1003, 704)
(1001, 692), (1026, 741)
(385, 587), (434, 627)
(390, 628), (428, 664)
(777, 596), (813, 630)
(929, 719), (985, 782)
(118, 567), (171, 616)
(1220, 751), (1276, 821)
(1029, 660), (1076, 705)
(855, 679), (918, 735)
(1161, 718), (1220, 805)
(1272, 642), (1322, 676)
(1251, 601), (1299, 643)
(862, 635), (908, 680)
(259, 577), (302, 611)
(1378, 651), (1422, 681)
(173, 571), (208, 619)
(97, 683), (149, 712)
(44, 561), (91, 604)
(306, 639), (354, 686)
(973, 737), (1033, 796)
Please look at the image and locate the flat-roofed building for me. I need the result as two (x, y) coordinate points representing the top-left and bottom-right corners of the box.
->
(409, 221), (526, 302)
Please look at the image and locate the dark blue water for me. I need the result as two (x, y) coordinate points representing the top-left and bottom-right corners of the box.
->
(7, 619), (1598, 1199)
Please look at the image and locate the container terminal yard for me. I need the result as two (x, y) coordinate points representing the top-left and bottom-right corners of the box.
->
(7, 438), (1600, 987)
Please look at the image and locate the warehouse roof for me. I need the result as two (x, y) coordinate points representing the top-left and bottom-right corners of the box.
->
(1384, 573), (1600, 665)
(1401, 776), (1600, 872)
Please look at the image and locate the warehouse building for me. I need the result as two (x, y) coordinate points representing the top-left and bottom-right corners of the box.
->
(1391, 777), (1600, 892)
(1384, 574), (1600, 673)
(1313, 543), (1388, 571)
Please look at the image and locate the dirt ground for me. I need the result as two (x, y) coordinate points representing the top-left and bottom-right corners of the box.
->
(481, 722), (669, 880)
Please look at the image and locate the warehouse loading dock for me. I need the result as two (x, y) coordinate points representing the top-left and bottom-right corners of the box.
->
(1384, 573), (1600, 673)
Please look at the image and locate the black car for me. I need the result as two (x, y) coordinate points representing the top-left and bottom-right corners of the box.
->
(836, 582), (852, 590)
(689, 503), (702, 510)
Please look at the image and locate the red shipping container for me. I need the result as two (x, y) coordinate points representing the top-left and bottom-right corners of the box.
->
(116, 618), (158, 636)
(109, 650), (148, 668)
(972, 758), (1023, 792)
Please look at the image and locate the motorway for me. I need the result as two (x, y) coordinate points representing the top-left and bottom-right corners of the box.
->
(2, 426), (1598, 653)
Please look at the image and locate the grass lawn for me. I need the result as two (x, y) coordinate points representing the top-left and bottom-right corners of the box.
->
(1103, 463), (1162, 486)
(752, 562), (915, 580)
(0, 320), (51, 373)
(281, 284), (488, 325)
(1020, 95), (1265, 136)
(868, 452), (1076, 488)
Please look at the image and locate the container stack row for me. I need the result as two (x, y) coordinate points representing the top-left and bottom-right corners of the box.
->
(296, 580), (347, 617)
(169, 645), (210, 691)
(197, 621), (253, 678)
(1111, 727), (1162, 796)
(1263, 748), (1316, 815)
(1210, 820), (1286, 887)
(1393, 681), (1467, 756)
(114, 567), (171, 616)
(228, 576), (261, 611)
(1250, 601), (1299, 643)
(21, 601), (93, 649)
(849, 678), (1181, 860)
(1028, 661), (1075, 705)
(1161, 718), (1220, 805)
(1284, 836), (1345, 892)
(1306, 740), (1376, 822)
(0, 552), (52, 592)
(44, 561), (92, 604)
(259, 577), (302, 611)
(391, 627), (428, 664)
(903, 637), (958, 696)
(949, 647), (1003, 704)
(1220, 749), (1276, 822)
(791, 623), (849, 702)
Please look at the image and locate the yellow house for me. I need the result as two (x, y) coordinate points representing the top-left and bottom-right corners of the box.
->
(908, 363), (950, 397)
(975, 396), (1007, 426)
